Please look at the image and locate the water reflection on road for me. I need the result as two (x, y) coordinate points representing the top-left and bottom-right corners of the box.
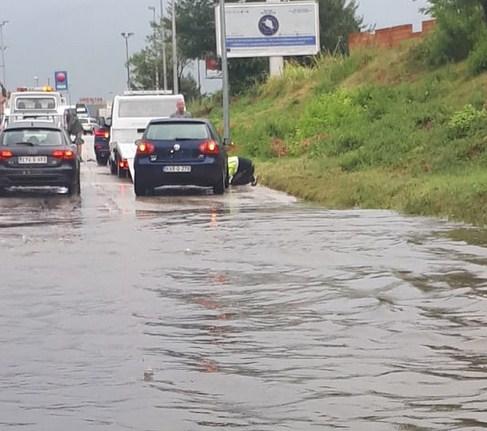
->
(1, 154), (487, 430)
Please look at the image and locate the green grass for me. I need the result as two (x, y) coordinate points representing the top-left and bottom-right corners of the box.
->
(192, 44), (487, 226)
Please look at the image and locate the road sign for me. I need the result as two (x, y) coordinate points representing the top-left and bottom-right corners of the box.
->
(54, 71), (68, 91)
(215, 1), (320, 58)
(205, 56), (223, 79)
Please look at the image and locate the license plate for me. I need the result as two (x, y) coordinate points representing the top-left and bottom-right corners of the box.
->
(163, 165), (191, 173)
(18, 156), (48, 164)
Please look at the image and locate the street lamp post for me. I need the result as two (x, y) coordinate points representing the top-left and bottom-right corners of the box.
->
(0, 20), (8, 86)
(121, 32), (134, 90)
(171, 0), (178, 94)
(148, 6), (159, 90)
(160, 0), (168, 91)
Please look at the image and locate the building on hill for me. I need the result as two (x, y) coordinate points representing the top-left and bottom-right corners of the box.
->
(349, 20), (436, 51)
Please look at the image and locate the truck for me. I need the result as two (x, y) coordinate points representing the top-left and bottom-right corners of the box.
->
(1, 87), (67, 130)
(107, 91), (184, 180)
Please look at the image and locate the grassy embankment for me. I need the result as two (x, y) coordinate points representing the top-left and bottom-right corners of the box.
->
(193, 43), (487, 226)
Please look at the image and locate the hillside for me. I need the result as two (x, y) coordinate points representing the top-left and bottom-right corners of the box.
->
(194, 43), (487, 226)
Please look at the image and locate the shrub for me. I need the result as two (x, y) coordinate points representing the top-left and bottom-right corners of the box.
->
(467, 37), (487, 75)
(293, 90), (364, 140)
(447, 104), (487, 138)
(411, 6), (484, 67)
(329, 134), (364, 156)
(339, 149), (365, 172)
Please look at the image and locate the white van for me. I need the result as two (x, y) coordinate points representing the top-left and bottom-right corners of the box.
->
(108, 91), (184, 180)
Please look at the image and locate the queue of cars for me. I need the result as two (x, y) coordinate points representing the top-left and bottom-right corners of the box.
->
(105, 90), (229, 196)
(0, 88), (230, 197)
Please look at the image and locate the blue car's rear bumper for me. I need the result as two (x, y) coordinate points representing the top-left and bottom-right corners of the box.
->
(135, 158), (224, 188)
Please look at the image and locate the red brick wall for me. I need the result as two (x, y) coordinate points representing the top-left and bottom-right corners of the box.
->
(349, 20), (436, 51)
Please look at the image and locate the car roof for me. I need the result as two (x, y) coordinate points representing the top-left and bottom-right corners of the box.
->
(4, 121), (63, 131)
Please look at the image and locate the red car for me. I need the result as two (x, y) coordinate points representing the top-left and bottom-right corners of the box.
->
(93, 123), (110, 166)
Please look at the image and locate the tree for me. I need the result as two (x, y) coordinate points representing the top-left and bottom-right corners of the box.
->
(427, 0), (487, 23)
(129, 16), (196, 94)
(417, 0), (487, 64)
(318, 0), (363, 53)
(175, 0), (216, 60)
(129, 48), (156, 90)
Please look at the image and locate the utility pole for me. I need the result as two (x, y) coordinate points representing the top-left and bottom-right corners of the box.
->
(121, 32), (134, 90)
(148, 6), (159, 90)
(219, 0), (230, 145)
(171, 0), (178, 94)
(160, 0), (168, 91)
(0, 21), (8, 86)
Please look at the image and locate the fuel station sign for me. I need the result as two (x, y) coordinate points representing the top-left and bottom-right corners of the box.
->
(54, 71), (68, 91)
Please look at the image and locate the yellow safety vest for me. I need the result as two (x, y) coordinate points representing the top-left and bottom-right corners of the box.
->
(228, 156), (239, 178)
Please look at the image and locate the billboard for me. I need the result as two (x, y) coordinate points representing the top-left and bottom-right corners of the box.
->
(215, 1), (320, 58)
(54, 71), (68, 91)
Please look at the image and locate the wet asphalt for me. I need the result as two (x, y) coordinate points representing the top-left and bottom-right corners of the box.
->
(1, 136), (487, 430)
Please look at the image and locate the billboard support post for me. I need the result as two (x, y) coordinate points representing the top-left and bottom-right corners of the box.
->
(267, 0), (283, 77)
(269, 57), (284, 77)
(215, 1), (319, 142)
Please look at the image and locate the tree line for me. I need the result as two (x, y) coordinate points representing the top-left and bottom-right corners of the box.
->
(412, 0), (487, 74)
(128, 0), (362, 98)
(129, 0), (487, 97)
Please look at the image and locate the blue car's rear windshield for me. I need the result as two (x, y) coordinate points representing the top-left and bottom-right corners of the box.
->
(146, 123), (210, 140)
(1, 129), (63, 146)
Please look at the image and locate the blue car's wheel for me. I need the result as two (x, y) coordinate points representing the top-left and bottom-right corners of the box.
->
(213, 171), (225, 195)
(134, 179), (152, 196)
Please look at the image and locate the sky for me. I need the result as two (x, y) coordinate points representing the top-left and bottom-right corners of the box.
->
(0, 0), (430, 102)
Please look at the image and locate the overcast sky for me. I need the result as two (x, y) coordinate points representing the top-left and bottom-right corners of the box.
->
(0, 0), (430, 101)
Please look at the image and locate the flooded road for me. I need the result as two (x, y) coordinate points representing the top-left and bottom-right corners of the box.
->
(1, 138), (487, 430)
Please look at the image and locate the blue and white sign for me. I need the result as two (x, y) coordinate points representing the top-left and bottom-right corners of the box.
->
(259, 15), (280, 36)
(216, 1), (320, 58)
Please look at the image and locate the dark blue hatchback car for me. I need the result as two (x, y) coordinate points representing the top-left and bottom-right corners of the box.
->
(134, 118), (228, 196)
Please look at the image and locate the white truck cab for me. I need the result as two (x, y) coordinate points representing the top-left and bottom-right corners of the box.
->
(108, 91), (184, 180)
(1, 87), (67, 129)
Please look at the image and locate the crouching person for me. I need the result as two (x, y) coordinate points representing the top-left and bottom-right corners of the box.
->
(228, 156), (257, 186)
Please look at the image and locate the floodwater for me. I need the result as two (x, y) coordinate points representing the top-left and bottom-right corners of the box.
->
(1, 138), (487, 430)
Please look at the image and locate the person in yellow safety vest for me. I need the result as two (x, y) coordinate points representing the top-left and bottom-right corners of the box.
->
(228, 156), (257, 186)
